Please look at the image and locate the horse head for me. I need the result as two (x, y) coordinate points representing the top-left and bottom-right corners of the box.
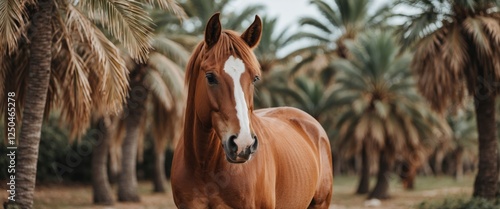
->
(189, 13), (262, 163)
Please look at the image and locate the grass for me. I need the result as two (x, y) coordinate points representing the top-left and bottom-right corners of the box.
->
(331, 174), (473, 209)
(1, 174), (475, 209)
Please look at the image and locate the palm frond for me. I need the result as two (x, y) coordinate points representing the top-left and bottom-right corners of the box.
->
(0, 46), (28, 131)
(0, 0), (27, 55)
(78, 0), (154, 62)
(299, 17), (332, 34)
(147, 52), (185, 97)
(143, 0), (187, 19)
(396, 3), (441, 49)
(478, 16), (500, 45)
(463, 16), (492, 56)
(144, 69), (174, 111)
(151, 34), (190, 68)
(66, 4), (129, 115)
(310, 0), (341, 27)
(52, 9), (93, 138)
(443, 25), (468, 73)
(225, 5), (265, 31)
(287, 31), (331, 43)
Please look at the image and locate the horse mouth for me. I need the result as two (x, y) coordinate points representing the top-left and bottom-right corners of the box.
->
(225, 153), (250, 164)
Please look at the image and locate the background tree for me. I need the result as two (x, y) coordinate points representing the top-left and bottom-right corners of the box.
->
(254, 16), (296, 73)
(0, 0), (161, 207)
(447, 106), (478, 180)
(180, 0), (264, 34)
(332, 30), (449, 199)
(396, 0), (500, 199)
(294, 0), (390, 58)
(114, 9), (188, 202)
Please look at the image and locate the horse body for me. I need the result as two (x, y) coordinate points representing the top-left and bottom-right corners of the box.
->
(172, 107), (331, 208)
(171, 13), (333, 209)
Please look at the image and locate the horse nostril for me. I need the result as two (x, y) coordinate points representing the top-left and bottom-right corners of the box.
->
(250, 135), (258, 153)
(228, 135), (238, 153)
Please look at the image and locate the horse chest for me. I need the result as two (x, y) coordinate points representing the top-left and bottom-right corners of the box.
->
(173, 168), (274, 209)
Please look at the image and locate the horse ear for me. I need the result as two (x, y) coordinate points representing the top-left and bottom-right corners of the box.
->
(205, 13), (222, 49)
(241, 15), (262, 49)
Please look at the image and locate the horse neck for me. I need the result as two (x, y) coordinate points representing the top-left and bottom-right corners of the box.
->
(183, 95), (225, 172)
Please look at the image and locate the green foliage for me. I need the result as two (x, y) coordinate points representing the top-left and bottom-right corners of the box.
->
(417, 198), (500, 209)
(332, 29), (449, 160)
(293, 0), (391, 50)
(180, 0), (264, 34)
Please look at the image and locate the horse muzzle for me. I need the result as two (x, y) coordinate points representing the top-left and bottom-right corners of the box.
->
(223, 134), (258, 163)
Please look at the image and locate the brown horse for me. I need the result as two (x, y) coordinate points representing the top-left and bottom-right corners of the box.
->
(171, 13), (333, 209)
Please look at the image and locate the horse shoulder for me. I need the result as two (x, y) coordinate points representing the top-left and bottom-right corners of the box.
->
(255, 107), (329, 148)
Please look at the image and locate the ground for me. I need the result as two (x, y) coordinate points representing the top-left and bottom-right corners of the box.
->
(1, 175), (473, 209)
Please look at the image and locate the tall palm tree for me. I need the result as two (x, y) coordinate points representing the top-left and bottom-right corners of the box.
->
(396, 0), (500, 199)
(113, 7), (188, 200)
(91, 116), (114, 205)
(0, 0), (165, 207)
(332, 30), (448, 199)
(114, 51), (186, 201)
(294, 0), (390, 58)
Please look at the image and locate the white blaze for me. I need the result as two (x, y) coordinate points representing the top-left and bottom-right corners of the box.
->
(223, 56), (252, 153)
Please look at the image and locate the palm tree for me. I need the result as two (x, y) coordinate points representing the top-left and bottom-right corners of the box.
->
(180, 0), (264, 34)
(115, 51), (186, 201)
(0, 0), (168, 207)
(254, 16), (296, 73)
(254, 68), (289, 108)
(91, 116), (115, 205)
(271, 76), (337, 121)
(294, 0), (390, 58)
(396, 0), (500, 199)
(114, 7), (188, 200)
(332, 30), (448, 199)
(442, 106), (478, 180)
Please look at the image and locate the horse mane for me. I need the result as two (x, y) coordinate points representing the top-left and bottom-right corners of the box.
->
(183, 30), (261, 141)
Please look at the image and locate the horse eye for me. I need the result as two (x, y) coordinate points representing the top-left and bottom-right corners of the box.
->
(253, 76), (260, 84)
(205, 73), (218, 85)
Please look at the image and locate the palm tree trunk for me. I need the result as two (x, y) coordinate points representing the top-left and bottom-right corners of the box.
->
(92, 118), (114, 205)
(434, 150), (445, 175)
(118, 66), (148, 202)
(356, 145), (370, 194)
(15, 0), (53, 208)
(455, 147), (464, 181)
(473, 94), (498, 199)
(333, 153), (342, 176)
(368, 150), (391, 199)
(153, 150), (167, 192)
(400, 162), (417, 190)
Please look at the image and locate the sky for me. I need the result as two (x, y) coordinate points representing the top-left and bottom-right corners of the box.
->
(226, 0), (391, 56)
